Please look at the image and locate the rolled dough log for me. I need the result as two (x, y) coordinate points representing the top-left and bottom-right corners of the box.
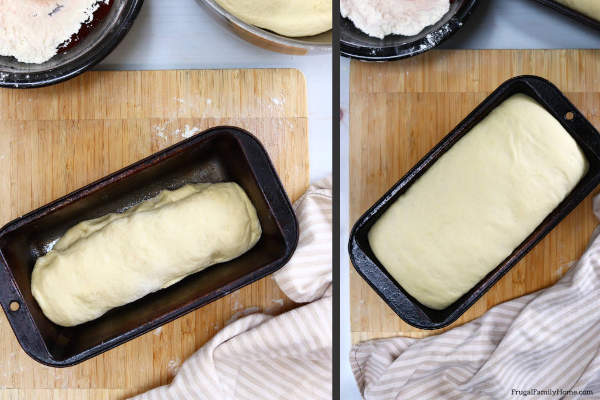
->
(32, 182), (261, 327)
(368, 94), (588, 310)
(554, 0), (600, 21)
(213, 0), (332, 37)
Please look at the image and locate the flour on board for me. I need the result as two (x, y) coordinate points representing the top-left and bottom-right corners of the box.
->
(167, 359), (181, 376)
(0, 0), (109, 64)
(226, 307), (261, 325)
(340, 0), (450, 39)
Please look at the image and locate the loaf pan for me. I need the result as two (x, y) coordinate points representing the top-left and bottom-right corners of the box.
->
(532, 0), (600, 31)
(349, 75), (600, 330)
(0, 126), (298, 367)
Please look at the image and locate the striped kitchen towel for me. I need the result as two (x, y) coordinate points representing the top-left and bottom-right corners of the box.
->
(132, 176), (332, 400)
(351, 194), (600, 400)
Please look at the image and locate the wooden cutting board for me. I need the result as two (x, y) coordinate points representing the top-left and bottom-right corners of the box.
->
(349, 50), (600, 343)
(0, 69), (308, 399)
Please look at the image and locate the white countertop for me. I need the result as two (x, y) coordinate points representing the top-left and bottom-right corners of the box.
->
(97, 0), (332, 184)
(341, 1), (600, 398)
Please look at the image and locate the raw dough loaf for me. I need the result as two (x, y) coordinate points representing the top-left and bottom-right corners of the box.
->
(213, 0), (331, 37)
(32, 182), (261, 327)
(368, 94), (588, 310)
(554, 0), (600, 21)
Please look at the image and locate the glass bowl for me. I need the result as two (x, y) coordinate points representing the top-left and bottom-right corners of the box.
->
(197, 0), (331, 55)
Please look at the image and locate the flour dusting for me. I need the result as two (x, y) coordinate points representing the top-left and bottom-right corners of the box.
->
(271, 97), (285, 106)
(167, 359), (180, 376)
(181, 125), (201, 138)
(154, 121), (201, 140)
(154, 124), (167, 138)
(340, 0), (450, 39)
(226, 307), (261, 325)
(555, 261), (577, 280)
(0, 0), (109, 64)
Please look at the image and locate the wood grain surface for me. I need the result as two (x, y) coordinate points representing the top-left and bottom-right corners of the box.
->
(349, 50), (600, 342)
(0, 69), (309, 399)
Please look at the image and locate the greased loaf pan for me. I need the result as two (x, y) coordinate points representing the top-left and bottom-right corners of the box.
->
(349, 76), (600, 330)
(0, 126), (298, 367)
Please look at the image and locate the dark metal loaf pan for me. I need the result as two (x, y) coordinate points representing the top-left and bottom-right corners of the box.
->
(349, 75), (600, 330)
(0, 126), (298, 367)
(532, 0), (600, 31)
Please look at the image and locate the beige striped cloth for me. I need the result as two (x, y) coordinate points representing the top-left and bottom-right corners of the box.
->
(351, 195), (600, 400)
(132, 177), (332, 400)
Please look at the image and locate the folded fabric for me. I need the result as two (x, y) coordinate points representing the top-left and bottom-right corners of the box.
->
(131, 177), (332, 400)
(351, 195), (600, 400)
(274, 176), (332, 302)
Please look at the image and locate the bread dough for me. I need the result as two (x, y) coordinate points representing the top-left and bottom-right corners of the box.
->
(213, 0), (331, 37)
(554, 0), (600, 21)
(31, 182), (261, 327)
(368, 94), (588, 310)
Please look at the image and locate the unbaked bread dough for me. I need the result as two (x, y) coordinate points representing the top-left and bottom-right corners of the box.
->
(213, 0), (332, 37)
(31, 182), (261, 327)
(554, 0), (600, 21)
(368, 94), (588, 310)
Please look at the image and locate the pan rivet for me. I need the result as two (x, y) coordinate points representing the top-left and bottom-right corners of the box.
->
(9, 301), (19, 312)
(565, 112), (575, 121)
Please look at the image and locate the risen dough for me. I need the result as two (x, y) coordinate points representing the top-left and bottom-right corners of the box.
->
(554, 0), (600, 21)
(368, 94), (588, 310)
(213, 0), (331, 37)
(32, 182), (261, 327)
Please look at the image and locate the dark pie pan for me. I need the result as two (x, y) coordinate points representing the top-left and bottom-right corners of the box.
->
(340, 0), (479, 61)
(0, 126), (298, 366)
(349, 75), (600, 330)
(0, 0), (144, 89)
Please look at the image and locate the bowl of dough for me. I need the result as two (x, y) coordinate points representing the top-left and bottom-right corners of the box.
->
(0, 0), (144, 88)
(197, 0), (332, 55)
(341, 0), (479, 61)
